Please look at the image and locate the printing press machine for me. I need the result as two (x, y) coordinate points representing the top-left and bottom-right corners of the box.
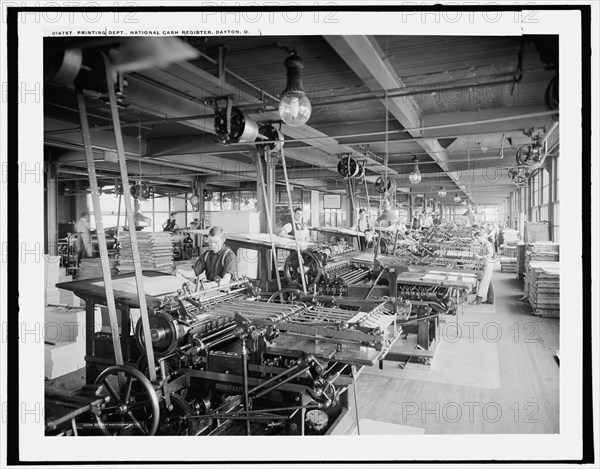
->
(48, 273), (409, 436)
(278, 246), (478, 365)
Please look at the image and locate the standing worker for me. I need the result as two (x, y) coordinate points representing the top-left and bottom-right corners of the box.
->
(470, 231), (495, 305)
(162, 212), (179, 232)
(351, 208), (372, 251)
(279, 207), (310, 242)
(74, 211), (93, 261)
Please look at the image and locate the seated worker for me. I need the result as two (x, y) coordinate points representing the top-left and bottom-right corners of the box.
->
(162, 212), (179, 232)
(177, 226), (237, 289)
(470, 230), (495, 305)
(351, 208), (372, 251)
(278, 207), (310, 242)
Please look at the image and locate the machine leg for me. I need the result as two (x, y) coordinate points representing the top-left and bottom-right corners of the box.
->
(352, 366), (361, 435)
(241, 338), (251, 436)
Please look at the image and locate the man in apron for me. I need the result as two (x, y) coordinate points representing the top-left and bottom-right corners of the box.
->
(279, 207), (310, 242)
(351, 208), (372, 251)
(177, 226), (237, 289)
(470, 231), (495, 305)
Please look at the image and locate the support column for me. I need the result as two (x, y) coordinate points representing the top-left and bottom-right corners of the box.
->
(197, 178), (206, 228)
(346, 179), (355, 228)
(46, 162), (58, 256)
(258, 155), (277, 234)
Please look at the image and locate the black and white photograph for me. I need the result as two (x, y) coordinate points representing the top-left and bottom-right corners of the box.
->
(0, 2), (597, 467)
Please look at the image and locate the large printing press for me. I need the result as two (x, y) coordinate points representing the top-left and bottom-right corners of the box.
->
(46, 273), (409, 436)
(46, 227), (480, 437)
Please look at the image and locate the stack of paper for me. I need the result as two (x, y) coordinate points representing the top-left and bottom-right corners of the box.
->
(117, 232), (174, 273)
(79, 258), (118, 280)
(45, 341), (86, 379)
(527, 242), (560, 263)
(44, 305), (86, 379)
(500, 256), (518, 273)
(526, 261), (560, 318)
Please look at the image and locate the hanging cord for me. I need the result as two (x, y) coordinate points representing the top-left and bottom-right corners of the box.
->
(279, 145), (308, 294)
(254, 151), (282, 291)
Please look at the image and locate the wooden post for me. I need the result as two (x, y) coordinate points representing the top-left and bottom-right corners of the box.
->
(76, 90), (124, 373)
(102, 55), (156, 382)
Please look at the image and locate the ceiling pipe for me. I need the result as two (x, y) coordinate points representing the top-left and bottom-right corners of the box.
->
(225, 110), (559, 147)
(540, 121), (559, 145)
(145, 127), (556, 161)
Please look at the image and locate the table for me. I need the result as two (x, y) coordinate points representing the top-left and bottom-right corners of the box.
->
(56, 271), (171, 383)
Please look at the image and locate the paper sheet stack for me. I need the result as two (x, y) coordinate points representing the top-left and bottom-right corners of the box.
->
(79, 257), (118, 280)
(44, 305), (86, 379)
(525, 261), (560, 318)
(500, 256), (518, 273)
(117, 232), (174, 273)
(527, 242), (560, 263)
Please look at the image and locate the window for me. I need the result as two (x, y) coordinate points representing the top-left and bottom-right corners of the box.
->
(239, 191), (258, 211)
(554, 156), (559, 202)
(541, 168), (550, 205)
(531, 172), (539, 207)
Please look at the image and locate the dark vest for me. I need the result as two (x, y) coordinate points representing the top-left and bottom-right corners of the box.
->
(164, 219), (177, 231)
(199, 246), (235, 281)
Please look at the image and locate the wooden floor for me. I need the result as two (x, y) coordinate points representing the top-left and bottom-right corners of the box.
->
(342, 264), (560, 434)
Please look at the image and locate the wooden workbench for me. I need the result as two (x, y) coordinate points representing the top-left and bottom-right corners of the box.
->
(56, 271), (171, 383)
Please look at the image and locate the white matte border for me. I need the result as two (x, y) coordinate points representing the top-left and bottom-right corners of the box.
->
(5, 2), (593, 465)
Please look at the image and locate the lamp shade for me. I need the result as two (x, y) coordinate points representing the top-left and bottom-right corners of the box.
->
(377, 207), (399, 222)
(461, 200), (467, 206)
(377, 198), (398, 222)
(438, 187), (447, 197)
(453, 194), (461, 203)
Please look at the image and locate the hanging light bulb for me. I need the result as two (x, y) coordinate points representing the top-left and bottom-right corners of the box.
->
(461, 200), (467, 206)
(408, 155), (422, 184)
(278, 52), (311, 127)
(453, 193), (461, 203)
(438, 186), (447, 197)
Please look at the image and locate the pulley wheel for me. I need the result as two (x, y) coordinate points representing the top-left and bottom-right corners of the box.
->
(134, 310), (178, 358)
(157, 393), (200, 436)
(283, 250), (324, 287)
(375, 177), (396, 194)
(257, 123), (284, 153)
(93, 364), (160, 436)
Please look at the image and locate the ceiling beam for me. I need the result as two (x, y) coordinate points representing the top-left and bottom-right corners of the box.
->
(133, 62), (393, 181)
(421, 105), (555, 139)
(325, 35), (482, 202)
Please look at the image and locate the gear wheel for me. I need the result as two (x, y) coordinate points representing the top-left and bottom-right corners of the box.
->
(135, 310), (179, 358)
